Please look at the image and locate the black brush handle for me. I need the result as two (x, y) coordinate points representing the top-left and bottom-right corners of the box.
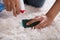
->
(22, 19), (40, 28)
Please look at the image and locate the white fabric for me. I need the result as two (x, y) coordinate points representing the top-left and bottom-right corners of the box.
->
(1, 0), (60, 40)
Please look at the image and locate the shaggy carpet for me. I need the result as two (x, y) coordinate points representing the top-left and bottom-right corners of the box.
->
(0, 0), (60, 40)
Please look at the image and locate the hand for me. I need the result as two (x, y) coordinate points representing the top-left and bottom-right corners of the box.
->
(3, 0), (20, 16)
(26, 15), (53, 29)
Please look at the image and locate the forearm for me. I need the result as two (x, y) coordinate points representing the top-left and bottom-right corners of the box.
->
(46, 0), (60, 20)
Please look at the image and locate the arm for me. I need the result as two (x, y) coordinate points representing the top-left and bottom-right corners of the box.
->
(27, 0), (60, 29)
(46, 0), (60, 20)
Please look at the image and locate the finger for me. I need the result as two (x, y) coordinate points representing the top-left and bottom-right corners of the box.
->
(3, 0), (8, 11)
(26, 19), (39, 25)
(14, 0), (20, 14)
(10, 0), (17, 16)
(26, 17), (43, 25)
(9, 0), (12, 11)
(3, 0), (11, 11)
(7, 0), (12, 11)
(34, 21), (48, 29)
(35, 16), (40, 18)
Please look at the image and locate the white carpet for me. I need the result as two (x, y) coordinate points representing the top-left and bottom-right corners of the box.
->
(0, 0), (60, 40)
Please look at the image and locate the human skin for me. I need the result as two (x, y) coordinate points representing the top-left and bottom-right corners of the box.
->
(27, 0), (60, 29)
(3, 0), (20, 16)
(3, 0), (60, 29)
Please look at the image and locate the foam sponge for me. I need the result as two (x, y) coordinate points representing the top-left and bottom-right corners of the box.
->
(22, 19), (40, 28)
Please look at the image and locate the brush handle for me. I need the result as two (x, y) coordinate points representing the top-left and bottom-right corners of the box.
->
(22, 19), (40, 28)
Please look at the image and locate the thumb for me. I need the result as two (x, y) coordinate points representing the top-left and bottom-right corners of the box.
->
(26, 17), (43, 25)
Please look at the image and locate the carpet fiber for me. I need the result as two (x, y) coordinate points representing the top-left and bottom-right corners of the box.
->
(0, 0), (60, 40)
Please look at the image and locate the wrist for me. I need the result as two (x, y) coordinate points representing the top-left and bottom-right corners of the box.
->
(46, 14), (54, 21)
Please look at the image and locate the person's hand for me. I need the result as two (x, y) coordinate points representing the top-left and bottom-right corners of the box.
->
(26, 15), (53, 29)
(3, 0), (20, 16)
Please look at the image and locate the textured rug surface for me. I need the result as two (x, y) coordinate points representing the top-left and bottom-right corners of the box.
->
(0, 0), (60, 40)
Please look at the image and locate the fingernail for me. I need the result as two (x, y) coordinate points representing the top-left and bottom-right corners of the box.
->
(26, 23), (29, 25)
(33, 27), (35, 29)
